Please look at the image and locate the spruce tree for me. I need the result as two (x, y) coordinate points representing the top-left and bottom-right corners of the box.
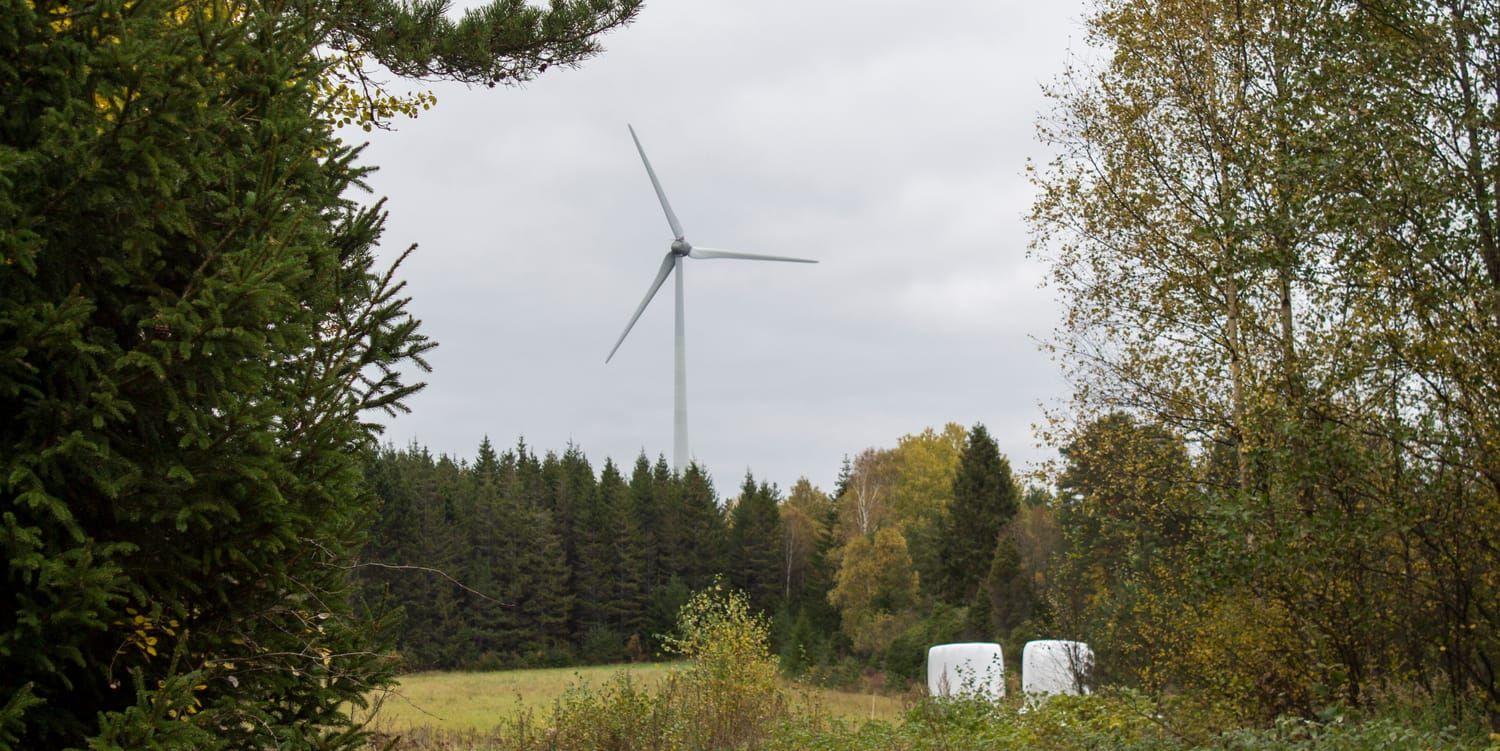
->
(419, 455), (471, 666)
(461, 440), (525, 664)
(514, 439), (546, 509)
(729, 474), (783, 614)
(361, 446), (430, 660)
(984, 528), (1034, 635)
(679, 462), (727, 587)
(1, 6), (433, 745)
(474, 436), (502, 479)
(600, 460), (648, 641)
(516, 508), (573, 657)
(573, 454), (616, 645)
(553, 445), (597, 640)
(628, 453), (661, 589)
(651, 455), (687, 582)
(940, 424), (1019, 604)
(833, 454), (854, 501)
(1, 0), (637, 743)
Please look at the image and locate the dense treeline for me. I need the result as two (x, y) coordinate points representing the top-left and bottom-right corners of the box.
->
(358, 440), (844, 670)
(359, 424), (1054, 684)
(820, 424), (1053, 683)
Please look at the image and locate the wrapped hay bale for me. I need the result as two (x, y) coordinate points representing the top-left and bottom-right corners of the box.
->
(926, 642), (1005, 699)
(1021, 639), (1093, 697)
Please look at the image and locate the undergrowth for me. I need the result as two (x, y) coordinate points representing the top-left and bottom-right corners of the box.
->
(363, 586), (1497, 751)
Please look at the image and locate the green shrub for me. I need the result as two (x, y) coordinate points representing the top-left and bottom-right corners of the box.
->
(430, 583), (789, 751)
(364, 596), (1495, 751)
(368, 684), (1497, 751)
(580, 626), (627, 664)
(762, 689), (1496, 751)
(883, 604), (968, 686)
(549, 672), (664, 750)
(658, 583), (787, 749)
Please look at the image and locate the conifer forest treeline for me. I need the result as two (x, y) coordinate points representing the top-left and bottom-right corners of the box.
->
(359, 441), (808, 670)
(355, 424), (1042, 681)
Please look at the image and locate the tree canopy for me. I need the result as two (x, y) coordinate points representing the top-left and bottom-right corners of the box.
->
(1031, 0), (1500, 716)
(0, 0), (636, 746)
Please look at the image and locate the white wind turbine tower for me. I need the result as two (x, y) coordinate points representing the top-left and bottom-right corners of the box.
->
(606, 125), (817, 474)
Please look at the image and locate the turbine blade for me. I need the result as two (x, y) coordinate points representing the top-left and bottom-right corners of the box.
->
(628, 125), (685, 240)
(688, 247), (818, 264)
(606, 252), (677, 363)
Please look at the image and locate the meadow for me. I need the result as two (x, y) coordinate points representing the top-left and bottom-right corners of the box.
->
(357, 663), (1492, 751)
(354, 592), (1493, 751)
(359, 662), (907, 733)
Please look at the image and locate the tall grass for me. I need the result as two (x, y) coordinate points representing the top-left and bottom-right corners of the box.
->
(358, 663), (679, 732)
(366, 584), (795, 750)
(363, 587), (1495, 751)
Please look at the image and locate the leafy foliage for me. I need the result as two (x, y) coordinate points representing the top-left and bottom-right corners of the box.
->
(0, 0), (635, 746)
(1030, 0), (1500, 720)
(475, 584), (786, 751)
(828, 527), (921, 656)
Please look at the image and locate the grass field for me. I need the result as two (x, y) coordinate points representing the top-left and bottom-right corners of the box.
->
(359, 663), (907, 732)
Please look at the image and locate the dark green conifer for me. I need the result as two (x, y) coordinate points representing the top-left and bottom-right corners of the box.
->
(729, 474), (783, 613)
(516, 508), (574, 655)
(600, 460), (648, 639)
(474, 436), (502, 480)
(461, 440), (526, 664)
(833, 454), (854, 500)
(1, 1), (636, 734)
(651, 455), (687, 582)
(628, 453), (661, 589)
(679, 462), (728, 587)
(941, 423), (1020, 605)
(572, 452), (615, 640)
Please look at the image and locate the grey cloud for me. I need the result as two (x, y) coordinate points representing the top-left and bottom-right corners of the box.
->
(357, 0), (1086, 490)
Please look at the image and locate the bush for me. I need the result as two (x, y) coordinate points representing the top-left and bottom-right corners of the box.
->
(364, 593), (1494, 751)
(764, 689), (1494, 751)
(521, 646), (576, 669)
(368, 680), (1496, 751)
(883, 604), (969, 686)
(658, 582), (786, 748)
(797, 656), (869, 692)
(442, 583), (790, 751)
(580, 626), (626, 664)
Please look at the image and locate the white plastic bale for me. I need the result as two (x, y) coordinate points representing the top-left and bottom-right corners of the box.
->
(1021, 640), (1094, 697)
(926, 642), (1005, 699)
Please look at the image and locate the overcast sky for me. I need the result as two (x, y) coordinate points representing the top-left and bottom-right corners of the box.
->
(354, 0), (1090, 493)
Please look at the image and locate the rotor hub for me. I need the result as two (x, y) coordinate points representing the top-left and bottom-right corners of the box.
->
(670, 239), (692, 255)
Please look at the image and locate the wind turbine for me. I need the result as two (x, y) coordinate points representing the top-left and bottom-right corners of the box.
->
(606, 124), (817, 474)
